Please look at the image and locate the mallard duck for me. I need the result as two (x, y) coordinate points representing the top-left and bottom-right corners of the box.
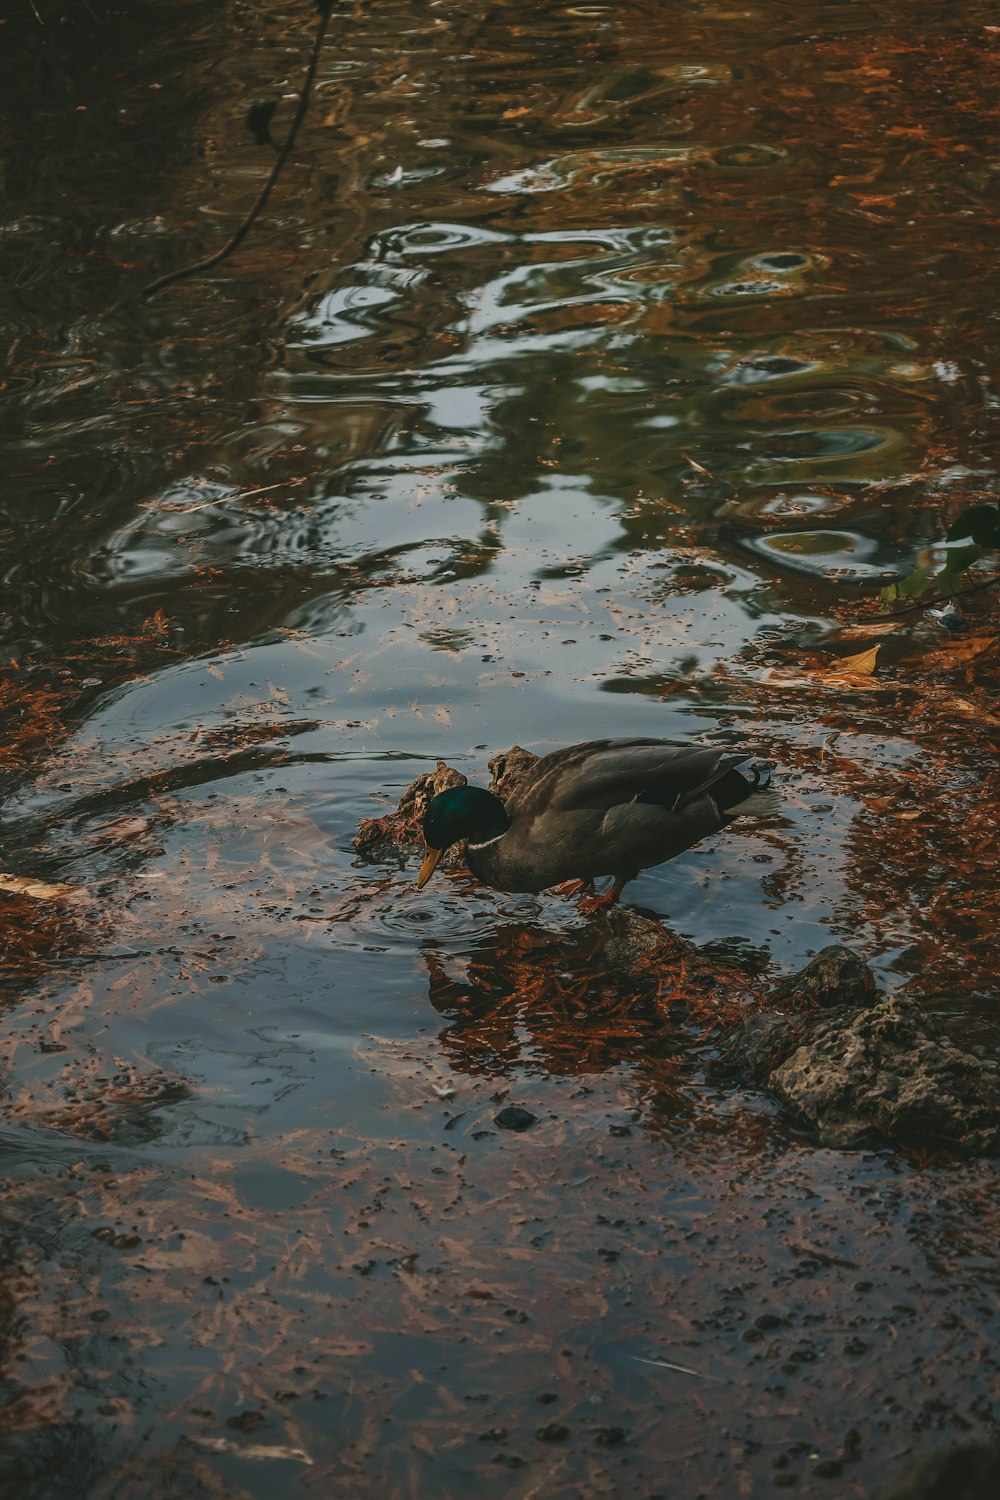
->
(417, 737), (780, 908)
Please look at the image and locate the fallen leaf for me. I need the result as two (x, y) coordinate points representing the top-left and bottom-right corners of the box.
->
(830, 644), (881, 676)
(922, 635), (994, 668)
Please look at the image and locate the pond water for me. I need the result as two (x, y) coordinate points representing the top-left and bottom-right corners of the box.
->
(2, 2), (999, 1496)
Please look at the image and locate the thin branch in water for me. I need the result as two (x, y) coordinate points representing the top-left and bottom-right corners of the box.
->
(629, 1354), (727, 1383)
(141, 1), (335, 300)
(681, 452), (714, 478)
(174, 477), (307, 514)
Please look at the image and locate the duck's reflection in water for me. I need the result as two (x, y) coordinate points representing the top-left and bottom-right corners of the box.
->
(419, 914), (762, 1126)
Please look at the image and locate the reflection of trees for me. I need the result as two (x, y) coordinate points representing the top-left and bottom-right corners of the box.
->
(5, 0), (994, 670)
(1, 2), (231, 650)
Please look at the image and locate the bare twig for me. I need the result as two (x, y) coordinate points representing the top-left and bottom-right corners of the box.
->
(172, 477), (306, 514)
(141, 1), (335, 300)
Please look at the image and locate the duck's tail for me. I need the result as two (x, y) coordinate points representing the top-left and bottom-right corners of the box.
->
(719, 759), (782, 818)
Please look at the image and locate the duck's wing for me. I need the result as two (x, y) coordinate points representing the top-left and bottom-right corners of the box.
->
(516, 739), (765, 817)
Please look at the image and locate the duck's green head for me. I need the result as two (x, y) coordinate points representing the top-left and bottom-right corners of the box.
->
(417, 785), (510, 888)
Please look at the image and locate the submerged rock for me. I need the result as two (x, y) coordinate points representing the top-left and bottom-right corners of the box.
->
(770, 944), (877, 1011)
(354, 760), (467, 861)
(355, 748), (537, 865)
(711, 1010), (805, 1087)
(487, 744), (539, 803)
(494, 1106), (538, 1132)
(877, 1440), (1000, 1499)
(770, 996), (1000, 1155)
(599, 908), (673, 968)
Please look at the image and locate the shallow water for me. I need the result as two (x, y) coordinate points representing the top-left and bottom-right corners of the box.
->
(1, 2), (999, 1495)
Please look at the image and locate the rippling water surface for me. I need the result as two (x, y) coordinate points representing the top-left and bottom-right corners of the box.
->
(2, 2), (999, 1495)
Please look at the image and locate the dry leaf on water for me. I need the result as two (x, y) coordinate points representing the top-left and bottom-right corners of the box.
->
(829, 644), (881, 677)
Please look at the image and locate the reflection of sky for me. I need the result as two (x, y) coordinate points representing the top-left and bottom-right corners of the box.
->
(279, 214), (932, 555)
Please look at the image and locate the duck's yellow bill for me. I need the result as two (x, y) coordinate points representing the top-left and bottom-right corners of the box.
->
(416, 845), (443, 889)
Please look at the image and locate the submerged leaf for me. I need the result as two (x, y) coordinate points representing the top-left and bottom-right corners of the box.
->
(836, 621), (905, 639)
(189, 1436), (313, 1464)
(921, 635), (995, 670)
(0, 873), (83, 902)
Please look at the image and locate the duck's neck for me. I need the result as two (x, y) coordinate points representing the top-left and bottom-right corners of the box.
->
(464, 829), (507, 882)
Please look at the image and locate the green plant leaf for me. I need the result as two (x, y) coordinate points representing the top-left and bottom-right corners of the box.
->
(880, 567), (932, 609)
(898, 566), (932, 599)
(935, 541), (981, 596)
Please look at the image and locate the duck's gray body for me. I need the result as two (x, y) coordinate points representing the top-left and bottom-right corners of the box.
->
(464, 738), (777, 894)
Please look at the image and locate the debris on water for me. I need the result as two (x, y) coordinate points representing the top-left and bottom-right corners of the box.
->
(629, 1353), (727, 1383)
(190, 1435), (313, 1464)
(535, 1421), (570, 1443)
(926, 600), (966, 629)
(0, 872), (89, 903)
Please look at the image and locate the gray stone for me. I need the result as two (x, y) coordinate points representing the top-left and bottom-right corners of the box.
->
(712, 946), (877, 1086)
(769, 996), (1000, 1154)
